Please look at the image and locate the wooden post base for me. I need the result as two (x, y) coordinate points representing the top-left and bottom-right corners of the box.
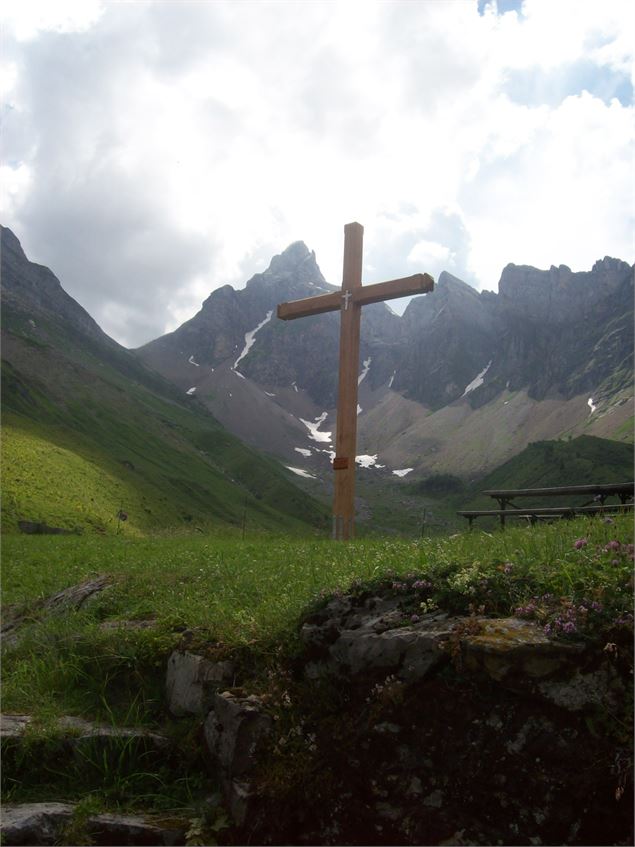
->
(332, 515), (354, 541)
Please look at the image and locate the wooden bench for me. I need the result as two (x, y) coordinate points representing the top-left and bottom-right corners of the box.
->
(458, 482), (634, 529)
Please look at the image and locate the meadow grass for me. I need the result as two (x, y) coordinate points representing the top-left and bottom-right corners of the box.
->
(2, 515), (632, 813)
(3, 513), (632, 654)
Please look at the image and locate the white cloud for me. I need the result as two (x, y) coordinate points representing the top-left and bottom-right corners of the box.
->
(0, 0), (632, 345)
(1, 0), (104, 41)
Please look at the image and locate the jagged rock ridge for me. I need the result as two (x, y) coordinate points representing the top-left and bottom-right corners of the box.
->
(134, 240), (633, 478)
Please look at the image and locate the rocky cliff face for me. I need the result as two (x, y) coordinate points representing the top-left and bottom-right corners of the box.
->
(136, 241), (402, 409)
(138, 243), (633, 413)
(486, 258), (634, 405)
(134, 240), (632, 477)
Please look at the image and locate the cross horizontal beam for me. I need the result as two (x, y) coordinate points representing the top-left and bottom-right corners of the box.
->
(277, 272), (434, 321)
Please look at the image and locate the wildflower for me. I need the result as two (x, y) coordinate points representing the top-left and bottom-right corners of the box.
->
(515, 601), (537, 618)
(503, 563), (513, 574)
(605, 540), (621, 552)
(543, 624), (552, 636)
(603, 642), (618, 654)
(573, 538), (588, 550)
(603, 517), (614, 525)
(562, 621), (576, 634)
(410, 614), (420, 623)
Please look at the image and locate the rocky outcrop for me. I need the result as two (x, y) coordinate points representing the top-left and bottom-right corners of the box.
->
(166, 651), (235, 716)
(204, 691), (273, 826)
(216, 590), (632, 845)
(1, 576), (112, 647)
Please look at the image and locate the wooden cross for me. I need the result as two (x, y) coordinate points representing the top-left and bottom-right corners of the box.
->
(277, 222), (434, 540)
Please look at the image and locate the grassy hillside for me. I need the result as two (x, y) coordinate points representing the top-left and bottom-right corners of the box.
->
(403, 435), (633, 532)
(1, 350), (328, 537)
(464, 435), (633, 509)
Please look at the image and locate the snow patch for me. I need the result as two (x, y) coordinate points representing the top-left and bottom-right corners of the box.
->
(186, 387), (197, 395)
(356, 454), (378, 468)
(358, 356), (372, 385)
(286, 466), (316, 479)
(588, 397), (597, 414)
(300, 412), (332, 444)
(392, 468), (413, 477)
(265, 391), (276, 397)
(233, 310), (273, 370)
(388, 370), (396, 389)
(188, 355), (200, 366)
(462, 361), (492, 397)
(294, 447), (312, 457)
(292, 381), (299, 393)
(234, 371), (246, 379)
(357, 405), (362, 416)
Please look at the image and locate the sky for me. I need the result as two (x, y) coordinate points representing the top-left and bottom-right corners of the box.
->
(1, 0), (633, 348)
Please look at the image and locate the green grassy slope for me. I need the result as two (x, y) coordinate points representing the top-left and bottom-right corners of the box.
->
(461, 435), (634, 510)
(403, 435), (633, 532)
(1, 336), (328, 536)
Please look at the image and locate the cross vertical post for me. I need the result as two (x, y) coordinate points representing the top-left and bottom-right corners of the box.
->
(276, 222), (434, 541)
(333, 222), (363, 540)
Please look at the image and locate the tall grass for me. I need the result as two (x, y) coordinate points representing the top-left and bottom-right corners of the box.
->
(3, 514), (632, 647)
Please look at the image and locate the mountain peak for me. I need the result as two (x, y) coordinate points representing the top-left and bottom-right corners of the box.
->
(1, 225), (27, 262)
(242, 240), (327, 296)
(268, 241), (313, 274)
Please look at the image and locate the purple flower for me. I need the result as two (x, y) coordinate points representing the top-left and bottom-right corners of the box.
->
(410, 614), (420, 623)
(543, 624), (552, 636)
(515, 602), (537, 618)
(605, 540), (621, 552)
(562, 621), (577, 634)
(573, 538), (588, 550)
(412, 579), (432, 591)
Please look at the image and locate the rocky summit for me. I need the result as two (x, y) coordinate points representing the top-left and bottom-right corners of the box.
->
(134, 241), (633, 481)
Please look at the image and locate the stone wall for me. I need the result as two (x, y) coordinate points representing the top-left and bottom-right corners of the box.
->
(166, 589), (633, 846)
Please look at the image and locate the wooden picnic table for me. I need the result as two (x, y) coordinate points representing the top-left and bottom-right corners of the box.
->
(458, 482), (634, 529)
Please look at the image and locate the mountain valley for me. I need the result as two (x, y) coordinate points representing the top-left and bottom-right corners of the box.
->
(1, 225), (632, 536)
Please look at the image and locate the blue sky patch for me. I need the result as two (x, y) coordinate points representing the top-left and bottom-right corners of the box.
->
(478, 0), (524, 16)
(504, 61), (633, 108)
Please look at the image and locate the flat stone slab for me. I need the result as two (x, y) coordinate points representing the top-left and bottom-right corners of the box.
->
(0, 802), (74, 845)
(1, 714), (169, 749)
(0, 803), (187, 846)
(1, 714), (32, 738)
